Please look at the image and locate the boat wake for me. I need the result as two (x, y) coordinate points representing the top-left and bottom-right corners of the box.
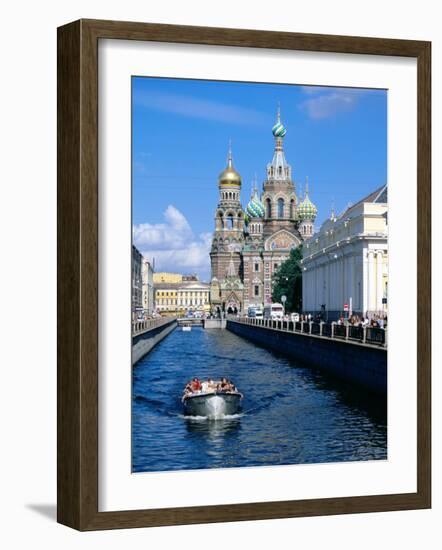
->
(178, 413), (244, 421)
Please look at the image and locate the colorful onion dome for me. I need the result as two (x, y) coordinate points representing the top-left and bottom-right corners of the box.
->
(219, 144), (241, 187)
(272, 121), (287, 138)
(247, 194), (265, 218)
(297, 193), (318, 221)
(246, 178), (265, 218)
(272, 105), (287, 138)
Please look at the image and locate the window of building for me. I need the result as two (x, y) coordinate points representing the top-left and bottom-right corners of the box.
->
(278, 198), (284, 218)
(227, 215), (234, 229)
(290, 199), (295, 219)
(254, 263), (259, 272)
(266, 198), (272, 218)
(254, 285), (259, 296)
(274, 263), (279, 270)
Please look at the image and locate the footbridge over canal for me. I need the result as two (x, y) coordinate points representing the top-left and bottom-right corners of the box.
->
(226, 317), (387, 394)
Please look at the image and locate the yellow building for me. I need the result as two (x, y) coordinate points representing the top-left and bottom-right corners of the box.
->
(155, 285), (179, 316)
(155, 280), (210, 316)
(153, 272), (183, 284)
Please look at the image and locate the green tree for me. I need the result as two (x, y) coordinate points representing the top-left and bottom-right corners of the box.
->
(272, 245), (303, 313)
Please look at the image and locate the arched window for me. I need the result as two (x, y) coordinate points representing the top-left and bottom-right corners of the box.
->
(278, 198), (284, 218)
(227, 214), (234, 229)
(290, 199), (295, 219)
(266, 198), (272, 219)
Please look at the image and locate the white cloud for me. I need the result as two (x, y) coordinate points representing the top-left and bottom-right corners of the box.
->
(133, 206), (211, 280)
(133, 89), (268, 126)
(299, 87), (368, 120)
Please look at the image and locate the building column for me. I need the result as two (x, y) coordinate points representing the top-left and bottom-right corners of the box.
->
(348, 252), (354, 315)
(376, 251), (384, 313)
(362, 248), (369, 315)
(367, 250), (375, 314)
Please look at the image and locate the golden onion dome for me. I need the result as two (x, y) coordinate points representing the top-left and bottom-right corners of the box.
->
(219, 145), (241, 187)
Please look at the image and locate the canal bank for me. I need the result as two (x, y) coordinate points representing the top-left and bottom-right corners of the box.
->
(227, 320), (387, 394)
(132, 318), (177, 365)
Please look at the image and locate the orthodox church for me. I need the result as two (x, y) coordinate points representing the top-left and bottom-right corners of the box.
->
(210, 108), (318, 315)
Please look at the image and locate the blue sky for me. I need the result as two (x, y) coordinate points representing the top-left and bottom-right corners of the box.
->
(132, 77), (387, 281)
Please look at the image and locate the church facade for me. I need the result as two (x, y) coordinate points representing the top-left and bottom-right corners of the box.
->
(209, 109), (317, 315)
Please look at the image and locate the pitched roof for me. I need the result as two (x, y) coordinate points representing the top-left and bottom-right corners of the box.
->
(337, 184), (387, 219)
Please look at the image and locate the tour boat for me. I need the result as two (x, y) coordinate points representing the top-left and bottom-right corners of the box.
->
(182, 382), (243, 417)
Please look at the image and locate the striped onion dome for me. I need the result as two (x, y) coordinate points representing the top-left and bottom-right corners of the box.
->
(272, 120), (287, 138)
(247, 194), (265, 218)
(297, 193), (318, 221)
(272, 105), (287, 138)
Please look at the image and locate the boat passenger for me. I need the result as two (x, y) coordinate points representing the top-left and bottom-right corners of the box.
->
(218, 377), (230, 392)
(190, 377), (202, 392)
(201, 378), (217, 393)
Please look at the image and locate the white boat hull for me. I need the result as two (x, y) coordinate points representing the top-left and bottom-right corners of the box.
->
(183, 392), (242, 417)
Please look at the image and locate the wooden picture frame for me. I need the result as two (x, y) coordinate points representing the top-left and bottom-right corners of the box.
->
(57, 18), (431, 530)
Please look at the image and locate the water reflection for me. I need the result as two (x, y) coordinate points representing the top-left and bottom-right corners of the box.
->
(184, 415), (242, 438)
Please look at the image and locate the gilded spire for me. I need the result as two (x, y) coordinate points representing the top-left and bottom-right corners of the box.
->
(227, 139), (232, 167)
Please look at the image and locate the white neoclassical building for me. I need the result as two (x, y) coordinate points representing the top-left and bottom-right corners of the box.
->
(141, 258), (155, 316)
(301, 185), (388, 320)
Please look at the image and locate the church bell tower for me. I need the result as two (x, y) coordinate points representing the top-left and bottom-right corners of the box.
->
(209, 144), (245, 314)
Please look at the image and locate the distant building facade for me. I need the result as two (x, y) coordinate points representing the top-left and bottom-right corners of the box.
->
(209, 108), (316, 315)
(142, 258), (155, 316)
(301, 185), (388, 320)
(154, 276), (210, 316)
(132, 245), (143, 320)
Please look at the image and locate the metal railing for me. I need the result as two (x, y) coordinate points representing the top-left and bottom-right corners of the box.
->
(333, 324), (347, 338)
(132, 316), (176, 337)
(229, 317), (387, 347)
(311, 322), (321, 335)
(366, 326), (386, 346)
(348, 325), (364, 342)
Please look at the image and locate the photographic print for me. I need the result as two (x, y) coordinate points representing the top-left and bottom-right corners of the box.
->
(131, 77), (388, 474)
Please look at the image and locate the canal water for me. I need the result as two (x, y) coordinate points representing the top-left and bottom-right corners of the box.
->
(132, 326), (387, 473)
